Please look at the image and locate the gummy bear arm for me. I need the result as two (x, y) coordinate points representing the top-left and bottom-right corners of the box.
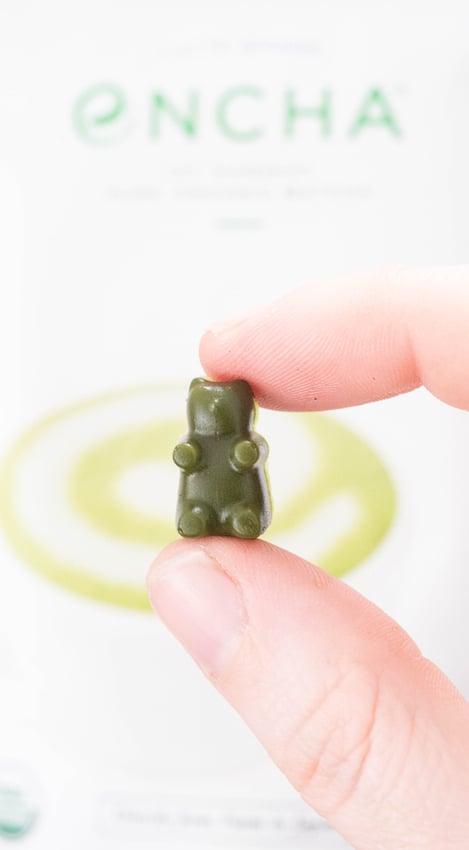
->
(173, 439), (201, 470)
(231, 438), (260, 471)
(255, 434), (269, 459)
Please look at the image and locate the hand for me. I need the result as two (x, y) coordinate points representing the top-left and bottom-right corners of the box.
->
(147, 265), (469, 850)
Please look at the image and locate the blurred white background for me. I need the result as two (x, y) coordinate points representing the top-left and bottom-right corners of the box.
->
(1, 2), (469, 847)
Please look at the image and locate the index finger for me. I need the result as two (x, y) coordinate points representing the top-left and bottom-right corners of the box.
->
(199, 265), (469, 412)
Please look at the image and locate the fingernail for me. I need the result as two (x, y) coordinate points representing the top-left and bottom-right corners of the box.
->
(207, 313), (250, 337)
(147, 549), (247, 679)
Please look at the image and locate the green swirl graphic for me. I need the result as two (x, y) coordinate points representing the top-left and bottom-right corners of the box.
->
(0, 384), (396, 610)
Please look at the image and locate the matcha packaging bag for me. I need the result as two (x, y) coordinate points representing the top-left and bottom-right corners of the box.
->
(1, 1), (469, 847)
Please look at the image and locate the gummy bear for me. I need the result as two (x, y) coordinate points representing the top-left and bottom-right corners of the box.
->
(173, 377), (272, 538)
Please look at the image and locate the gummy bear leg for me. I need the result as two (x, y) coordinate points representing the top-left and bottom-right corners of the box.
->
(177, 504), (211, 538)
(229, 505), (261, 539)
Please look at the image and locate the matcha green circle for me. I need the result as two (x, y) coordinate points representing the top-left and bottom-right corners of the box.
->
(0, 384), (396, 610)
(275, 412), (396, 575)
(68, 420), (181, 546)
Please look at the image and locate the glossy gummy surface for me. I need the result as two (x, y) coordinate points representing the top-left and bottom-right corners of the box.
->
(173, 377), (272, 538)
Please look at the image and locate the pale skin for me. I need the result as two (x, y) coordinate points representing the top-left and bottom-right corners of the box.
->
(147, 265), (469, 849)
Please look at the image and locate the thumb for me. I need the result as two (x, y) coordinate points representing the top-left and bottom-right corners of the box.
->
(146, 538), (469, 850)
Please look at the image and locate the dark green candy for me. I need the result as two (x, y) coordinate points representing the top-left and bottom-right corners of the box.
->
(173, 377), (272, 538)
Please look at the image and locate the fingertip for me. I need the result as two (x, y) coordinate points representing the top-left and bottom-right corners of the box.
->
(198, 326), (241, 383)
(198, 328), (220, 377)
(146, 538), (198, 589)
(199, 303), (272, 390)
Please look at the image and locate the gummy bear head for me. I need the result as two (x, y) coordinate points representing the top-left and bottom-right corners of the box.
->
(187, 377), (255, 436)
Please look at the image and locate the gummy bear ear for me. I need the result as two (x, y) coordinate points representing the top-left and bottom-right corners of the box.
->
(189, 376), (207, 391)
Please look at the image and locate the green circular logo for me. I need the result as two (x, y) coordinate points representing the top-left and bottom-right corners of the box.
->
(0, 763), (39, 840)
(0, 384), (396, 610)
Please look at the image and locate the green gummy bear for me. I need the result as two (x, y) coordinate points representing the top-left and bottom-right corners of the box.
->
(173, 377), (272, 538)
